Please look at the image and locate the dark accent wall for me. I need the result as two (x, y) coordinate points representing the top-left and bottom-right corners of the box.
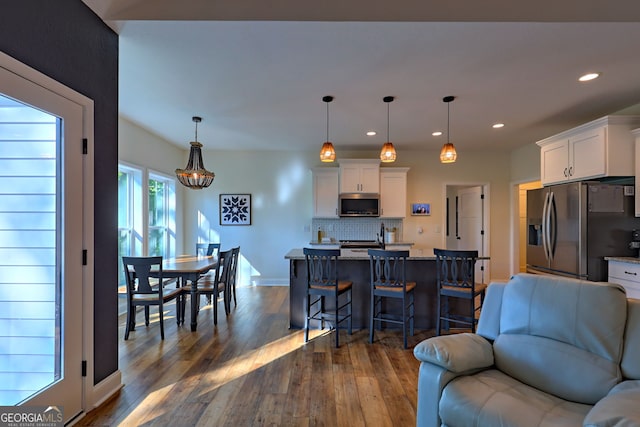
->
(0, 1), (119, 384)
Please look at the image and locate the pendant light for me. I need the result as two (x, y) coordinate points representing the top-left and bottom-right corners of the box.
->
(319, 95), (336, 162)
(440, 96), (457, 164)
(380, 96), (397, 163)
(175, 116), (215, 189)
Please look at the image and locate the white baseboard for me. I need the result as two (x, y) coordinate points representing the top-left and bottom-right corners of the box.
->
(87, 369), (123, 410)
(250, 277), (289, 286)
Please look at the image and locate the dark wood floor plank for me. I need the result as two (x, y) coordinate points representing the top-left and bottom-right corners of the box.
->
(77, 286), (433, 426)
(309, 351), (338, 426)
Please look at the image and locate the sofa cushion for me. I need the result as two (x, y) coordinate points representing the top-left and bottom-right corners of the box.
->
(494, 334), (620, 405)
(621, 298), (640, 380)
(494, 274), (626, 403)
(500, 274), (627, 362)
(583, 380), (640, 427)
(440, 369), (591, 427)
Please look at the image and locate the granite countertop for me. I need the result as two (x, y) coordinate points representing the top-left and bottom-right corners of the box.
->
(604, 256), (640, 265)
(286, 248), (437, 260)
(307, 241), (414, 246)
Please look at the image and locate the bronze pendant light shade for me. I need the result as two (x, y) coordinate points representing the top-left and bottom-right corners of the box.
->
(380, 96), (397, 163)
(440, 96), (457, 164)
(175, 116), (215, 189)
(319, 95), (336, 162)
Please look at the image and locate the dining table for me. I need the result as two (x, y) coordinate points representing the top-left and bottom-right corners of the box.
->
(160, 255), (218, 331)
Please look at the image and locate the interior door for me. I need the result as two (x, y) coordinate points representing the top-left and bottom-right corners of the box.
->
(457, 186), (485, 282)
(0, 66), (84, 422)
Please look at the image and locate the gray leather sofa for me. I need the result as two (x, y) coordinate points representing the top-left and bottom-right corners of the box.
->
(413, 273), (640, 427)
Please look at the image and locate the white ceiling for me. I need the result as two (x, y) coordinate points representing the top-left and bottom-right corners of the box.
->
(83, 0), (640, 156)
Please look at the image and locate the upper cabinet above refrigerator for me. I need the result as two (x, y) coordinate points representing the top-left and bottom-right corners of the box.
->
(537, 115), (640, 186)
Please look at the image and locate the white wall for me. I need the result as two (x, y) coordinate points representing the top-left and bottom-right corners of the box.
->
(510, 143), (541, 183)
(183, 150), (317, 286)
(119, 118), (534, 285)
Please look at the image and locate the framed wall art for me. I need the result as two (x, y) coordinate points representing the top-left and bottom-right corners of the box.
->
(411, 202), (431, 216)
(220, 194), (252, 225)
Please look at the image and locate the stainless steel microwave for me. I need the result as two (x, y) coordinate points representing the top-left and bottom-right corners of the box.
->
(339, 193), (380, 217)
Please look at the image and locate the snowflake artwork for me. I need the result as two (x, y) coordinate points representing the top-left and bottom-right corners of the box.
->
(220, 194), (252, 225)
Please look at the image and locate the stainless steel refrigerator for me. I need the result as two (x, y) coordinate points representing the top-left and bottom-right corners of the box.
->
(526, 182), (639, 281)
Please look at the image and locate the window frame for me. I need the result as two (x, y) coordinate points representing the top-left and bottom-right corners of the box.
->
(117, 163), (176, 285)
(147, 170), (176, 259)
(118, 162), (143, 260)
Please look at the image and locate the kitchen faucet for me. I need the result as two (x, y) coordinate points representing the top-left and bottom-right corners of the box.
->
(378, 222), (385, 249)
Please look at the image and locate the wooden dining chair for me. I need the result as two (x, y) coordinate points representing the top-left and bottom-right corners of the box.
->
(303, 247), (352, 348)
(195, 243), (221, 304)
(122, 256), (184, 340)
(368, 249), (415, 349)
(227, 246), (240, 311)
(182, 248), (233, 326)
(196, 242), (221, 257)
(434, 248), (487, 335)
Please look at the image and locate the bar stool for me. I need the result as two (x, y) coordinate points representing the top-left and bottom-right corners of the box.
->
(434, 248), (487, 335)
(303, 248), (353, 348)
(368, 249), (415, 349)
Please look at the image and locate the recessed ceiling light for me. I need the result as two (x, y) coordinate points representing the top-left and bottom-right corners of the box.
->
(492, 123), (505, 129)
(432, 131), (443, 136)
(366, 131), (377, 136)
(579, 72), (601, 82)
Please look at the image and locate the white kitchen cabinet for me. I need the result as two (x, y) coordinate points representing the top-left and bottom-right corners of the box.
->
(312, 167), (339, 218)
(537, 115), (640, 186)
(607, 260), (640, 299)
(380, 167), (409, 218)
(339, 159), (380, 193)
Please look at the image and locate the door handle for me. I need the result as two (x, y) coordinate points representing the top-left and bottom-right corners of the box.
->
(548, 191), (556, 262)
(542, 192), (550, 261)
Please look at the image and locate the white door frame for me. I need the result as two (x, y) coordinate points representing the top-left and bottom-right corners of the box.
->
(441, 182), (491, 282)
(509, 178), (543, 277)
(0, 51), (118, 418)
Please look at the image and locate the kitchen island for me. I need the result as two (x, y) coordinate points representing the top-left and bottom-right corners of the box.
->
(285, 248), (442, 331)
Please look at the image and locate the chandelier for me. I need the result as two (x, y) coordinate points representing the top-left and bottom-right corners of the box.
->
(175, 116), (215, 189)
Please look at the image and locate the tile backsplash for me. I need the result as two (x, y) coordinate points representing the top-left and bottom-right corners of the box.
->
(311, 217), (403, 242)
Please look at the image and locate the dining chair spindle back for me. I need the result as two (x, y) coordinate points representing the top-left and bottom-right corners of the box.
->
(122, 256), (183, 340)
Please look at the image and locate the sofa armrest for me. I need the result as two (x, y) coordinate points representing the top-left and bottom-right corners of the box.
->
(413, 333), (494, 373)
(413, 334), (494, 427)
(584, 380), (640, 427)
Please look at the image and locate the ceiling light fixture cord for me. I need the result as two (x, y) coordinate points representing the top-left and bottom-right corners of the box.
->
(387, 98), (390, 142)
(447, 100), (450, 142)
(326, 99), (330, 142)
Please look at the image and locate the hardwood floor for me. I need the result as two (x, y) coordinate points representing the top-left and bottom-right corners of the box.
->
(78, 286), (434, 426)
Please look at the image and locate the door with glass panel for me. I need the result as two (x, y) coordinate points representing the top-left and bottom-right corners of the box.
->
(0, 66), (84, 422)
